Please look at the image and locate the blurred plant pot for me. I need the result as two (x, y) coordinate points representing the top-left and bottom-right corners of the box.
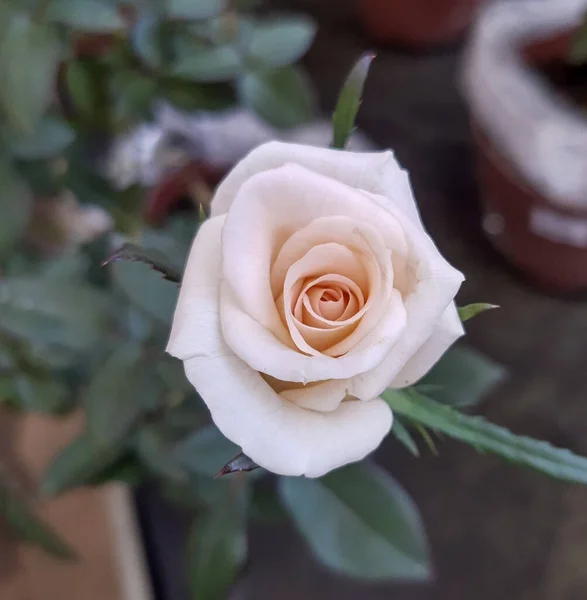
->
(472, 118), (587, 293)
(356, 0), (484, 49)
(144, 161), (227, 225)
(0, 410), (153, 600)
(463, 1), (587, 293)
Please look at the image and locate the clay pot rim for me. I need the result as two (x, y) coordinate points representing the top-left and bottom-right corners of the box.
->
(471, 119), (587, 219)
(462, 1), (587, 211)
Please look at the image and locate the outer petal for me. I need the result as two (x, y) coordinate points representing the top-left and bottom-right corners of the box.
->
(167, 216), (227, 361)
(166, 217), (392, 477)
(280, 303), (463, 407)
(389, 303), (464, 388)
(210, 141), (420, 222)
(183, 354), (393, 477)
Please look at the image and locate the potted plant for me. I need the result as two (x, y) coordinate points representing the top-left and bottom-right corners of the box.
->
(356, 0), (485, 50)
(0, 0), (319, 228)
(463, 0), (587, 293)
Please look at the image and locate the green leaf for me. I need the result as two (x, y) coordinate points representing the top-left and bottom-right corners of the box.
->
(85, 453), (147, 487)
(103, 243), (181, 283)
(186, 488), (248, 600)
(46, 0), (125, 31)
(331, 53), (374, 149)
(250, 481), (287, 522)
(14, 375), (71, 414)
(42, 253), (90, 282)
(0, 14), (61, 131)
(458, 303), (499, 322)
(7, 116), (75, 159)
(279, 463), (430, 581)
(172, 425), (241, 478)
(414, 423), (439, 456)
(64, 59), (98, 119)
(131, 14), (163, 70)
(0, 161), (33, 260)
(160, 79), (236, 112)
(157, 354), (194, 395)
(141, 223), (194, 271)
(111, 259), (178, 325)
(134, 425), (187, 483)
(238, 66), (315, 129)
(391, 418), (419, 456)
(84, 342), (147, 448)
(167, 0), (224, 20)
(24, 344), (79, 370)
(0, 476), (75, 559)
(172, 43), (242, 82)
(40, 433), (126, 497)
(382, 388), (587, 485)
(245, 17), (316, 69)
(110, 70), (158, 126)
(416, 345), (505, 408)
(0, 278), (113, 351)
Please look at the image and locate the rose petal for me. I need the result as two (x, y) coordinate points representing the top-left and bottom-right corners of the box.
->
(305, 285), (347, 321)
(390, 303), (464, 387)
(220, 166), (411, 382)
(334, 191), (465, 399)
(211, 141), (421, 223)
(280, 381), (350, 412)
(221, 278), (407, 384)
(266, 218), (464, 403)
(167, 216), (227, 361)
(221, 165), (408, 351)
(167, 218), (392, 476)
(280, 243), (383, 356)
(183, 352), (393, 477)
(303, 283), (361, 325)
(270, 215), (380, 298)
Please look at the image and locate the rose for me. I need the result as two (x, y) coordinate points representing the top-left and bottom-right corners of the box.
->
(167, 142), (464, 477)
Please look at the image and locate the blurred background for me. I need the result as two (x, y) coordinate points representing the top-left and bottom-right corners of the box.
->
(2, 0), (587, 599)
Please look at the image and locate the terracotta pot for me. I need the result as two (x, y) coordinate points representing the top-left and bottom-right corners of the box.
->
(472, 31), (587, 293)
(356, 0), (484, 49)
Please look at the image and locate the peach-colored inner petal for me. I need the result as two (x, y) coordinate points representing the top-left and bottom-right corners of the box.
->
(295, 275), (365, 328)
(274, 221), (396, 358)
(302, 281), (362, 326)
(288, 274), (366, 353)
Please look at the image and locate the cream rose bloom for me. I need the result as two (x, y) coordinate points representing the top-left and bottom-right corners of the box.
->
(167, 142), (464, 478)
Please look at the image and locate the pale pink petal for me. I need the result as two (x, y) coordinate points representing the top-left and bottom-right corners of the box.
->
(211, 141), (421, 223)
(280, 381), (350, 412)
(270, 215), (381, 298)
(303, 284), (362, 325)
(290, 275), (362, 354)
(220, 281), (407, 384)
(389, 303), (464, 388)
(183, 353), (393, 477)
(281, 243), (381, 356)
(167, 220), (393, 476)
(273, 214), (465, 401)
(221, 165), (407, 348)
(166, 216), (227, 361)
